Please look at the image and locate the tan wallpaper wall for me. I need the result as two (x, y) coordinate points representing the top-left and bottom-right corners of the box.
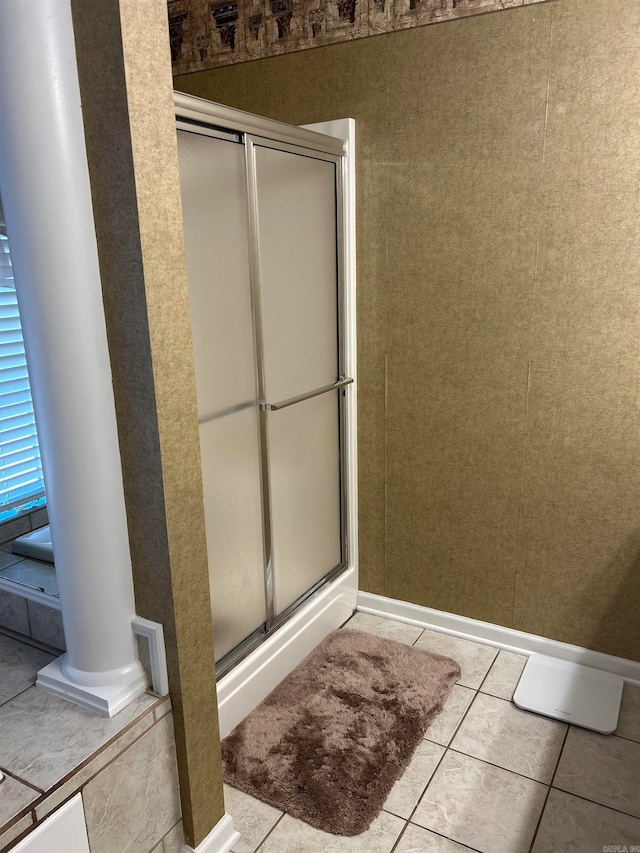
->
(175, 0), (640, 662)
(168, 0), (547, 73)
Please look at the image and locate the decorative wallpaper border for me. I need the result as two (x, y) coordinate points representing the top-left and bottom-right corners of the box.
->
(169, 0), (548, 74)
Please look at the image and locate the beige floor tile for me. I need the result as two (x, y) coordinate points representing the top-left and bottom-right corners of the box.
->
(615, 684), (640, 744)
(531, 788), (640, 853)
(413, 631), (497, 689)
(82, 715), (181, 853)
(0, 686), (157, 790)
(34, 710), (156, 821)
(257, 810), (405, 852)
(554, 727), (640, 818)
(0, 634), (54, 706)
(424, 684), (475, 747)
(163, 822), (185, 853)
(225, 784), (283, 853)
(451, 692), (567, 783)
(0, 590), (30, 635)
(383, 740), (445, 819)
(345, 612), (424, 646)
(162, 822), (185, 852)
(396, 824), (475, 853)
(0, 812), (34, 851)
(27, 601), (65, 650)
(479, 650), (527, 701)
(0, 552), (24, 571)
(412, 751), (547, 853)
(0, 774), (39, 828)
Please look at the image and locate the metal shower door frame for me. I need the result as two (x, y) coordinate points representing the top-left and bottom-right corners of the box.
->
(175, 94), (353, 679)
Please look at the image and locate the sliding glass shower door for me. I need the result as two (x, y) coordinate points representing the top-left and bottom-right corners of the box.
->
(177, 121), (349, 674)
(177, 128), (267, 663)
(250, 143), (343, 617)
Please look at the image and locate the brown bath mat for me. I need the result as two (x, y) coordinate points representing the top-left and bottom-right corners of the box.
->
(221, 627), (460, 836)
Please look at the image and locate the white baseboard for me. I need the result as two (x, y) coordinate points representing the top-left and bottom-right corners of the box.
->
(182, 814), (239, 853)
(217, 567), (357, 739)
(358, 591), (640, 688)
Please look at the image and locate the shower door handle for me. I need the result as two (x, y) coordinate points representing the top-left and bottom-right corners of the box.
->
(259, 376), (353, 412)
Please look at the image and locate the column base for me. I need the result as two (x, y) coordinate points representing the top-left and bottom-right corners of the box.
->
(36, 654), (149, 717)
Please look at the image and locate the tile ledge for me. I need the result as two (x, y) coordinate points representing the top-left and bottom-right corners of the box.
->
(0, 575), (61, 611)
(0, 689), (163, 836)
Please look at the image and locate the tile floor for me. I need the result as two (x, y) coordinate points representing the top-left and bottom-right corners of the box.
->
(225, 612), (640, 853)
(0, 542), (64, 650)
(0, 550), (58, 596)
(0, 629), (165, 847)
(0, 631), (54, 706)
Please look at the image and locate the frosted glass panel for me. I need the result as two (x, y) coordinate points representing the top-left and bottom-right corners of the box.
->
(177, 129), (266, 661)
(177, 130), (256, 418)
(268, 392), (342, 615)
(176, 127), (347, 664)
(255, 146), (338, 402)
(199, 409), (266, 660)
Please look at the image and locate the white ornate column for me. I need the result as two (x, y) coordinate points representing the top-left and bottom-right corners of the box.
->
(0, 0), (147, 715)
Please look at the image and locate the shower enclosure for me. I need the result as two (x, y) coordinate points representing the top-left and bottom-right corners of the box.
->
(175, 96), (354, 677)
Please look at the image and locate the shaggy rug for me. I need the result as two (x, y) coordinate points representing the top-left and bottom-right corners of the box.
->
(221, 628), (461, 836)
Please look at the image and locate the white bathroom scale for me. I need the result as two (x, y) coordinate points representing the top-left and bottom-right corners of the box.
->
(513, 654), (623, 734)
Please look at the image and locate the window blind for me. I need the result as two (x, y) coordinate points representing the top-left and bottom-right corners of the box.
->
(0, 196), (45, 513)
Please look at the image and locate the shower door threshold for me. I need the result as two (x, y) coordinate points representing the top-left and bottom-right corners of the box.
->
(215, 560), (349, 680)
(216, 564), (357, 738)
